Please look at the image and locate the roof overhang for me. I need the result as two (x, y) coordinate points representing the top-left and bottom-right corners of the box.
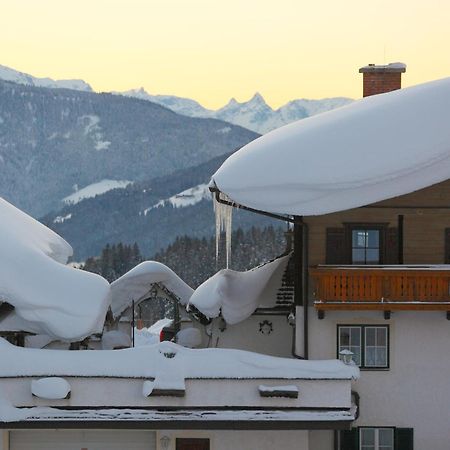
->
(1, 406), (356, 430)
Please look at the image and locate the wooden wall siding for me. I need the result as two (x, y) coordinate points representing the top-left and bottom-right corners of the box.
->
(311, 267), (450, 310)
(305, 179), (450, 267)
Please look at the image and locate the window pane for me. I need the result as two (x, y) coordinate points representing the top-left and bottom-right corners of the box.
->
(350, 328), (361, 345)
(366, 249), (380, 264)
(339, 328), (350, 346)
(361, 428), (375, 445)
(367, 230), (380, 247)
(366, 327), (376, 346)
(353, 230), (367, 248)
(376, 347), (387, 367)
(350, 346), (361, 366)
(376, 328), (387, 346)
(365, 347), (376, 366)
(352, 248), (365, 263)
(379, 428), (394, 447)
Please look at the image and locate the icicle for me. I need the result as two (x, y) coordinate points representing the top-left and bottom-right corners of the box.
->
(213, 192), (233, 268)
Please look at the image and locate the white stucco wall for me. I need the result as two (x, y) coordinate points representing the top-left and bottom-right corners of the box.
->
(2, 377), (350, 409)
(157, 429), (309, 450)
(207, 314), (294, 357)
(308, 308), (450, 450)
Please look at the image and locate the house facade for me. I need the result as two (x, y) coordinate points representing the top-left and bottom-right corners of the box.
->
(207, 63), (450, 450)
(304, 177), (450, 450)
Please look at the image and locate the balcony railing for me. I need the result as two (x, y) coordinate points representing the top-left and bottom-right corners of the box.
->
(310, 265), (450, 310)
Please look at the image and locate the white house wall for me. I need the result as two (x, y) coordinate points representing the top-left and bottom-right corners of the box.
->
(156, 429), (309, 450)
(205, 315), (294, 357)
(307, 308), (450, 450)
(2, 378), (351, 409)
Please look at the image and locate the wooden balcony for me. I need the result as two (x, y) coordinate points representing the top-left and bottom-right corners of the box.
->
(310, 265), (450, 311)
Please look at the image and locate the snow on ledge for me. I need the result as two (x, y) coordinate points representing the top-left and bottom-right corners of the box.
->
(0, 339), (359, 381)
(212, 78), (450, 216)
(0, 406), (356, 424)
(31, 378), (71, 400)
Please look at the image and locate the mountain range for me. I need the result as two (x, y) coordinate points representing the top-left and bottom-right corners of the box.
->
(118, 89), (353, 134)
(0, 77), (256, 217)
(42, 152), (280, 260)
(0, 64), (350, 259)
(0, 64), (353, 134)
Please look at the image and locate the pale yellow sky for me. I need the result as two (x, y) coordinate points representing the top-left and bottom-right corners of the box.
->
(1, 0), (450, 108)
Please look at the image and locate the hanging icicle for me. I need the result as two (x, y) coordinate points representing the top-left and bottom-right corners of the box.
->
(213, 192), (233, 268)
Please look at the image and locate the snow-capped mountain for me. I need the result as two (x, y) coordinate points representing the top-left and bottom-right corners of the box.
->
(0, 64), (92, 92)
(118, 89), (353, 134)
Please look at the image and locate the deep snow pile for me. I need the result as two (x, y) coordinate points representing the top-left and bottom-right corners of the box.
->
(188, 254), (290, 324)
(211, 78), (450, 216)
(0, 338), (359, 380)
(0, 197), (110, 341)
(110, 261), (194, 319)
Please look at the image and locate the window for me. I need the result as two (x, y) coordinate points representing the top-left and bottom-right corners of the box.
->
(338, 325), (389, 369)
(351, 228), (381, 264)
(360, 428), (394, 450)
(339, 427), (413, 450)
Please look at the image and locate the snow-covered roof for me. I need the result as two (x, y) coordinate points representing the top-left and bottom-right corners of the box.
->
(211, 78), (450, 216)
(0, 406), (356, 425)
(0, 338), (359, 380)
(188, 254), (291, 324)
(110, 261), (194, 319)
(0, 198), (110, 341)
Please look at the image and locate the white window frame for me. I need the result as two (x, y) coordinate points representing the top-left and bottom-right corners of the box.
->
(338, 325), (389, 370)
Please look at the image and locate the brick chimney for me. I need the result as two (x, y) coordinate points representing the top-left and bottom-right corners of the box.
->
(359, 62), (406, 97)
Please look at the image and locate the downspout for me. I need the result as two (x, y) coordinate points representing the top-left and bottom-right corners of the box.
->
(303, 221), (309, 360)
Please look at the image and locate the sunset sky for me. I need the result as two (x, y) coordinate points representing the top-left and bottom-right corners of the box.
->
(1, 0), (450, 108)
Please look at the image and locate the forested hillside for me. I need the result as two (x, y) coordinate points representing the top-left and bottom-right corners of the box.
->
(82, 225), (288, 288)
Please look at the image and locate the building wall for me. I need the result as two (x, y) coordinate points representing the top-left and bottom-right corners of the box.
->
(204, 314), (294, 357)
(2, 378), (351, 410)
(305, 179), (450, 266)
(157, 429), (309, 450)
(308, 308), (450, 450)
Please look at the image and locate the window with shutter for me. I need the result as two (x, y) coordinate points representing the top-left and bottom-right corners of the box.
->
(395, 428), (414, 450)
(326, 228), (347, 264)
(340, 428), (359, 450)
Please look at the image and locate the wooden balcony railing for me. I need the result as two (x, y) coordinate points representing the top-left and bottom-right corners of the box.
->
(310, 265), (450, 310)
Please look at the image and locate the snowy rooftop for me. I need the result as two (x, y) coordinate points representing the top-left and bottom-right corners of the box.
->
(0, 198), (110, 341)
(188, 254), (291, 324)
(211, 77), (450, 216)
(0, 339), (359, 380)
(110, 261), (194, 319)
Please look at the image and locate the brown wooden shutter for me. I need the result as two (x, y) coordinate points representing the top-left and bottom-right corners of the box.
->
(385, 227), (399, 264)
(326, 228), (347, 264)
(445, 228), (450, 263)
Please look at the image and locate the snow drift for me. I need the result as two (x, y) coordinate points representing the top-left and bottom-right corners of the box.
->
(211, 78), (450, 216)
(110, 261), (194, 319)
(0, 197), (110, 341)
(188, 255), (290, 324)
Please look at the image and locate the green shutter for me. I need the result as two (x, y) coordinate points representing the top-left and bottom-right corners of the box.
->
(395, 428), (414, 450)
(340, 428), (358, 450)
